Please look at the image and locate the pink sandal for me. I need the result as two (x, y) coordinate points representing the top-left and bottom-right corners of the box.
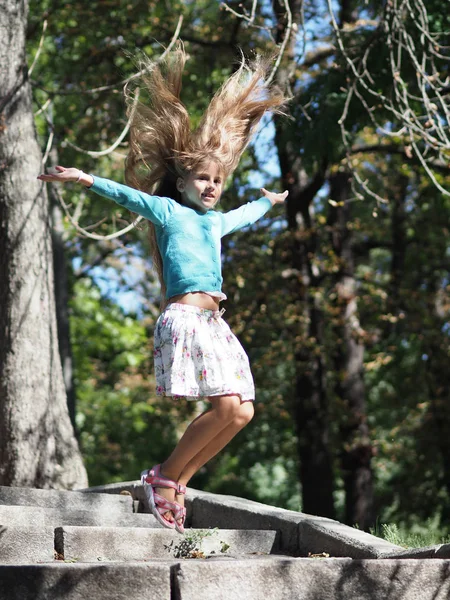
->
(140, 465), (187, 534)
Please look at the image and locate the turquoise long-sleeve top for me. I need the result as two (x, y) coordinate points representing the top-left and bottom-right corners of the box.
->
(89, 176), (273, 299)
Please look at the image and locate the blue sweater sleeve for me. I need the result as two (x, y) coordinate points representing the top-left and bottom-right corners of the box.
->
(88, 176), (175, 226)
(220, 197), (273, 237)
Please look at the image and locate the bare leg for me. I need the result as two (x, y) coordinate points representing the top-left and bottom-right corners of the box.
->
(151, 395), (246, 520)
(177, 401), (254, 486)
(172, 401), (254, 522)
(162, 395), (244, 481)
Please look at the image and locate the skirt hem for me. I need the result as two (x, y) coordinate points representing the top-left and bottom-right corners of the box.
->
(156, 391), (255, 402)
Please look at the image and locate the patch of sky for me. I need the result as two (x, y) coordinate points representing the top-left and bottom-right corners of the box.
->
(91, 265), (146, 315)
(248, 114), (281, 189)
(313, 181), (331, 212)
(73, 246), (156, 316)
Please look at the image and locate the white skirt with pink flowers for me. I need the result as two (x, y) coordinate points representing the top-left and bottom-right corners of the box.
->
(153, 303), (255, 402)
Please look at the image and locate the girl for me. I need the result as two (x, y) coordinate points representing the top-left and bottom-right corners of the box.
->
(38, 45), (288, 534)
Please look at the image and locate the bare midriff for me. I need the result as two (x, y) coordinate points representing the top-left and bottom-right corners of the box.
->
(167, 292), (220, 310)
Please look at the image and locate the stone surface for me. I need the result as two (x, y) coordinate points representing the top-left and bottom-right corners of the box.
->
(0, 563), (170, 600)
(78, 481), (139, 496)
(173, 558), (348, 600)
(172, 558), (450, 600)
(55, 526), (278, 562)
(0, 525), (54, 563)
(381, 543), (450, 559)
(0, 505), (46, 528)
(188, 490), (305, 554)
(0, 485), (133, 514)
(0, 504), (160, 528)
(298, 519), (402, 558)
(185, 487), (403, 558)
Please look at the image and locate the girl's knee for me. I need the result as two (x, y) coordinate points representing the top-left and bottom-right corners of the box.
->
(210, 394), (242, 421)
(235, 401), (254, 428)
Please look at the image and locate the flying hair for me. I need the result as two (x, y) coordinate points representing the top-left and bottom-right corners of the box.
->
(124, 43), (288, 304)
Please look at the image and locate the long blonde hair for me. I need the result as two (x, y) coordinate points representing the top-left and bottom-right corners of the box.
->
(124, 43), (287, 305)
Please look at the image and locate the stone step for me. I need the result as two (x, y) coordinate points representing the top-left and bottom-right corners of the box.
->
(1, 558), (450, 599)
(0, 504), (161, 529)
(0, 526), (54, 564)
(86, 482), (405, 559)
(0, 563), (170, 600)
(171, 557), (450, 600)
(55, 526), (279, 562)
(0, 485), (133, 515)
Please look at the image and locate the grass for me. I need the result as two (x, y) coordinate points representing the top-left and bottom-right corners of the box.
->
(371, 521), (450, 549)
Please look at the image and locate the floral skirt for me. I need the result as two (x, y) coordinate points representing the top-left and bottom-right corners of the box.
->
(153, 303), (255, 402)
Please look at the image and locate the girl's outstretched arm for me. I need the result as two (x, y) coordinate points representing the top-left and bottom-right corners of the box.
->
(220, 187), (288, 236)
(260, 187), (289, 205)
(37, 166), (93, 187)
(38, 166), (174, 226)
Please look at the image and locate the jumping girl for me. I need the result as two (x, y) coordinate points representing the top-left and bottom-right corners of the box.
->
(38, 45), (288, 534)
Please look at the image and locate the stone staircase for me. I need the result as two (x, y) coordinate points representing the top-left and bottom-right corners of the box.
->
(1, 482), (450, 599)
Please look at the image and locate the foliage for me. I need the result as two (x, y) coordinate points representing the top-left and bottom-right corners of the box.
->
(372, 520), (450, 549)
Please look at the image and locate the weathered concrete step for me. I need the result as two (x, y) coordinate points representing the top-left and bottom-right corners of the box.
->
(55, 526), (278, 562)
(1, 558), (450, 599)
(0, 485), (133, 514)
(187, 488), (404, 558)
(85, 482), (405, 558)
(0, 562), (170, 600)
(0, 526), (54, 564)
(0, 504), (161, 529)
(172, 557), (450, 599)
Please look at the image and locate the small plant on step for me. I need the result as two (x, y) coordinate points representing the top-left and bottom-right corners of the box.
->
(165, 528), (219, 559)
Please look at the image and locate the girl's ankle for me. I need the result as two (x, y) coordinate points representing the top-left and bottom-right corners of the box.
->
(160, 463), (179, 482)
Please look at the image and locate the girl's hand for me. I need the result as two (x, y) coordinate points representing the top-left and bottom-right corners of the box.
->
(37, 166), (93, 186)
(260, 187), (289, 206)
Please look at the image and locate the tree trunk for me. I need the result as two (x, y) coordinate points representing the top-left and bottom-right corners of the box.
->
(426, 325), (450, 524)
(274, 122), (335, 517)
(327, 172), (374, 529)
(0, 0), (88, 488)
(51, 185), (77, 430)
(47, 145), (77, 430)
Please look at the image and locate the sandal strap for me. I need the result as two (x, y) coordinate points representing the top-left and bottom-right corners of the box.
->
(153, 492), (179, 514)
(143, 465), (187, 495)
(173, 502), (186, 521)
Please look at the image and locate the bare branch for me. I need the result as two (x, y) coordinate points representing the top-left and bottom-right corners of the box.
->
(35, 16), (185, 242)
(63, 90), (138, 157)
(267, 0), (294, 85)
(327, 0), (450, 198)
(32, 15), (184, 97)
(221, 1), (258, 26)
(28, 19), (47, 77)
(51, 183), (144, 241)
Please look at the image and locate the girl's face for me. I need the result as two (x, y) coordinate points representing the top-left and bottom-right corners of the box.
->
(177, 162), (224, 212)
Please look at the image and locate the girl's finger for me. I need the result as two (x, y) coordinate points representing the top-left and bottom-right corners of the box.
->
(55, 166), (65, 172)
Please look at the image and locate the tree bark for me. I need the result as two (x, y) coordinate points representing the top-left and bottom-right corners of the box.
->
(388, 173), (408, 321)
(270, 0), (336, 519)
(50, 185), (77, 430)
(327, 172), (374, 529)
(273, 121), (335, 516)
(0, 0), (88, 488)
